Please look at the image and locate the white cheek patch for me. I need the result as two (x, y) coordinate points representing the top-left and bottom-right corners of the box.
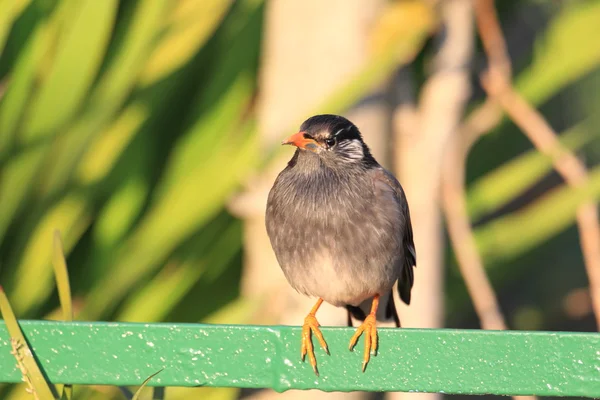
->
(338, 139), (364, 160)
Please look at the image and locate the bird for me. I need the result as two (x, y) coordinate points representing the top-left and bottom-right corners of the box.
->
(265, 114), (416, 375)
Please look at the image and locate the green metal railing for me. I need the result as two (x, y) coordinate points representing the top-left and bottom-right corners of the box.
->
(1, 321), (599, 397)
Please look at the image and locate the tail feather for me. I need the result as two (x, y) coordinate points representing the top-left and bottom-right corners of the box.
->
(387, 292), (401, 328)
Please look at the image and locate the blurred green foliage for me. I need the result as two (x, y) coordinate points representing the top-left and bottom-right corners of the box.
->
(0, 0), (600, 399)
(1, 0), (260, 398)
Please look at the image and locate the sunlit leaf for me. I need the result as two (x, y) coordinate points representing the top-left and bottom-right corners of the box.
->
(117, 219), (241, 322)
(516, 0), (600, 104)
(159, 73), (255, 191)
(51, 231), (73, 400)
(51, 230), (73, 321)
(21, 0), (118, 142)
(92, 0), (170, 105)
(476, 164), (600, 263)
(0, 147), (45, 242)
(0, 0), (32, 59)
(0, 288), (56, 400)
(39, 0), (168, 195)
(139, 0), (233, 85)
(76, 104), (147, 185)
(10, 194), (91, 314)
(82, 122), (258, 319)
(0, 0), (117, 245)
(94, 178), (148, 250)
(467, 122), (596, 219)
(79, 0), (264, 319)
(0, 14), (53, 157)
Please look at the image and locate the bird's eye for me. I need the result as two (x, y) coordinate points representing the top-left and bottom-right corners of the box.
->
(325, 137), (336, 147)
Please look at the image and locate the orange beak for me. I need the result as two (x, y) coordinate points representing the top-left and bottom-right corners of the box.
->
(282, 131), (318, 150)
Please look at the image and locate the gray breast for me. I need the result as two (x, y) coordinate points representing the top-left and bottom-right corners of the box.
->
(265, 163), (404, 307)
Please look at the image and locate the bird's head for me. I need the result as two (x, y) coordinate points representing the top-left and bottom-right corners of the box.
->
(282, 114), (375, 167)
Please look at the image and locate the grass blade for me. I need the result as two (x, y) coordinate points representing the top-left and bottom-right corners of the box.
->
(10, 194), (91, 315)
(51, 230), (72, 321)
(131, 369), (163, 400)
(0, 287), (56, 399)
(51, 230), (73, 399)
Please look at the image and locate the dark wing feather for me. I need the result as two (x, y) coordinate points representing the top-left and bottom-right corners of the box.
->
(372, 167), (417, 305)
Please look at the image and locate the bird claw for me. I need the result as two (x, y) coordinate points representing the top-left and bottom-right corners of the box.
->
(348, 314), (378, 372)
(301, 314), (328, 376)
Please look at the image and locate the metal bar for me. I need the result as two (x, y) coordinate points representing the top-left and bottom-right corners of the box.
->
(0, 321), (598, 397)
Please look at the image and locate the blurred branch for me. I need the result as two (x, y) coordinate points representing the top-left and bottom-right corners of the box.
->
(477, 0), (600, 330)
(460, 99), (502, 149)
(474, 0), (510, 80)
(440, 8), (506, 319)
(440, 0), (511, 369)
(442, 73), (506, 331)
(442, 115), (507, 331)
(393, 4), (473, 400)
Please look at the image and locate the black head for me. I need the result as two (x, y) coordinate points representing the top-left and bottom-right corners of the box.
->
(283, 114), (376, 167)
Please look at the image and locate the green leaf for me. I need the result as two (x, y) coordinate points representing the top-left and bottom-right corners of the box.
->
(0, 0), (117, 244)
(79, 0), (263, 319)
(91, 0), (170, 106)
(39, 0), (170, 195)
(0, 288), (56, 400)
(475, 163), (600, 263)
(76, 104), (148, 185)
(0, 146), (45, 242)
(159, 73), (255, 192)
(93, 177), (149, 251)
(81, 122), (258, 319)
(51, 231), (73, 400)
(0, 12), (53, 157)
(138, 0), (233, 85)
(0, 0), (32, 57)
(51, 230), (73, 321)
(516, 0), (600, 105)
(10, 194), (91, 315)
(467, 122), (596, 219)
(117, 219), (242, 322)
(131, 369), (163, 400)
(202, 297), (259, 325)
(20, 0), (118, 142)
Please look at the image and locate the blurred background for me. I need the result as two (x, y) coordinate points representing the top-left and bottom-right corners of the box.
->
(1, 0), (599, 399)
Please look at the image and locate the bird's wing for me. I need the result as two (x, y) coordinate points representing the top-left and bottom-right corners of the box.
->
(370, 167), (416, 305)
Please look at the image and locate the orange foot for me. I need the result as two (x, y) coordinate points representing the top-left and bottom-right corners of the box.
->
(301, 298), (329, 375)
(348, 295), (380, 372)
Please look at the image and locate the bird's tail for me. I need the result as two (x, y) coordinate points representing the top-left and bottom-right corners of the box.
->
(346, 291), (400, 328)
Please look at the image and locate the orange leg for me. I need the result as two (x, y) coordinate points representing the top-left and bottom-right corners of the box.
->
(301, 298), (329, 375)
(348, 294), (379, 372)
